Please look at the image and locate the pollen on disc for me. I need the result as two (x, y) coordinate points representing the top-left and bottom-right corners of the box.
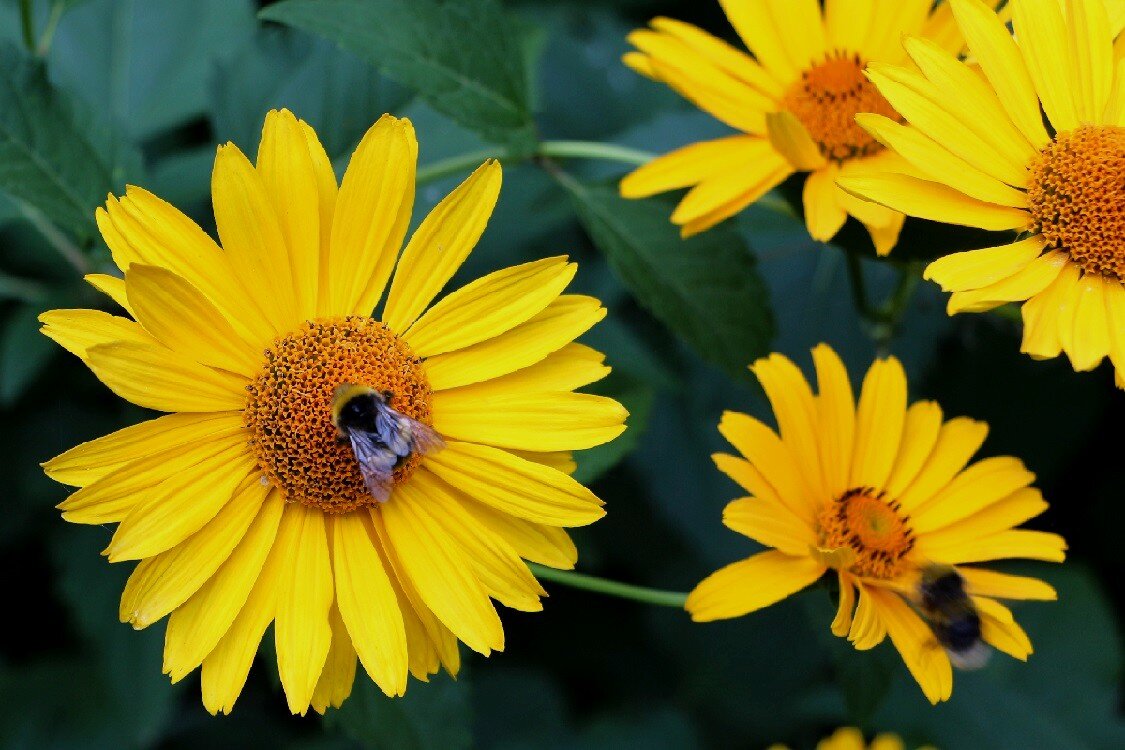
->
(243, 317), (433, 513)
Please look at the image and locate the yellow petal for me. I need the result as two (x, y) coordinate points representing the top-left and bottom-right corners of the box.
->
(649, 16), (784, 98)
(831, 571), (857, 637)
(751, 353), (825, 500)
(685, 550), (825, 622)
(57, 426), (248, 524)
(424, 296), (605, 391)
(106, 446), (257, 561)
(311, 604), (358, 714)
(945, 250), (1068, 314)
(959, 567), (1057, 601)
(1066, 0), (1114, 124)
(949, 0), (1051, 147)
(1020, 260), (1080, 360)
(460, 498), (579, 570)
(1013, 0), (1080, 132)
(507, 450), (577, 475)
(125, 264), (259, 376)
(382, 487), (504, 655)
(333, 512), (409, 696)
(86, 340), (246, 412)
(274, 504), (334, 715)
(443, 343), (609, 395)
(922, 529), (1067, 564)
(200, 509), (287, 715)
(1103, 280), (1125, 377)
(164, 491), (285, 682)
(1060, 273), (1111, 372)
(924, 236), (1046, 292)
(119, 477), (269, 629)
(855, 114), (1028, 207)
(884, 401), (943, 498)
(717, 0), (801, 81)
(383, 160), (502, 333)
(766, 111), (826, 171)
(718, 412), (817, 526)
(868, 587), (953, 704)
(256, 109), (321, 319)
(620, 135), (768, 199)
(863, 0), (932, 62)
(911, 457), (1036, 533)
(802, 165), (847, 243)
(862, 213), (906, 257)
(812, 343), (855, 498)
(837, 173), (1028, 231)
(848, 585), (887, 651)
(916, 487), (1048, 551)
(670, 143), (792, 227)
(299, 119), (339, 318)
(975, 595), (1033, 660)
(897, 417), (988, 512)
(849, 356), (908, 490)
(722, 496), (816, 556)
(826, 0), (874, 54)
(327, 114), (417, 316)
(422, 443), (604, 526)
(84, 273), (133, 314)
(39, 308), (151, 361)
(212, 142), (300, 333)
(43, 411), (242, 487)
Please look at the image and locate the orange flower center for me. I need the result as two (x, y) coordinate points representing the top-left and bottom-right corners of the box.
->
(817, 487), (915, 579)
(1028, 125), (1125, 281)
(782, 52), (899, 163)
(243, 317), (433, 514)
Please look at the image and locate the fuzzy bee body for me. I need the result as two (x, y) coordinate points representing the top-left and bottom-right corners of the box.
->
(331, 384), (444, 503)
(917, 565), (990, 670)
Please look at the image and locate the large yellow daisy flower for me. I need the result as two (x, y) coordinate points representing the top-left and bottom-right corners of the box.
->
(686, 344), (1064, 703)
(770, 726), (933, 750)
(838, 0), (1125, 383)
(619, 0), (1008, 253)
(39, 110), (627, 715)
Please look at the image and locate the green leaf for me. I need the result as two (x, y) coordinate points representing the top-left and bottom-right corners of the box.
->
(326, 671), (472, 750)
(562, 179), (775, 382)
(0, 41), (136, 240)
(260, 0), (536, 151)
(48, 0), (255, 141)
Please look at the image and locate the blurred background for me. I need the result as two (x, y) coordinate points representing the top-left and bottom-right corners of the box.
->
(0, 0), (1121, 748)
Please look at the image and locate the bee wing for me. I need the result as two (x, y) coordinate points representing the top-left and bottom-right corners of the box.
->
(346, 428), (398, 503)
(375, 404), (445, 456)
(406, 417), (445, 455)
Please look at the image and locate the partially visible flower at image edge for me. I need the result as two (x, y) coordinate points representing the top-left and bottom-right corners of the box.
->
(769, 726), (936, 750)
(619, 0), (1009, 253)
(838, 0), (1125, 385)
(686, 343), (1064, 703)
(39, 109), (627, 715)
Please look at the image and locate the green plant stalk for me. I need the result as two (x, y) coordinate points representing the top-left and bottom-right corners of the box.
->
(415, 140), (656, 186)
(19, 0), (36, 52)
(528, 563), (688, 609)
(35, 1), (66, 56)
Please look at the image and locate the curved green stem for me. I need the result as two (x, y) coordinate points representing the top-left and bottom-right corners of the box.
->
(528, 563), (688, 609)
(414, 140), (655, 186)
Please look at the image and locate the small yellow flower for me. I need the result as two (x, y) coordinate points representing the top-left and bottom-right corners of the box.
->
(686, 344), (1064, 703)
(619, 0), (1008, 252)
(40, 110), (627, 715)
(769, 726), (934, 750)
(838, 0), (1125, 384)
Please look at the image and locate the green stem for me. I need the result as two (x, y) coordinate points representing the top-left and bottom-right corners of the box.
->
(35, 1), (65, 56)
(528, 563), (688, 609)
(15, 200), (89, 275)
(19, 0), (36, 52)
(414, 140), (655, 186)
(845, 252), (876, 321)
(0, 272), (48, 303)
(414, 148), (503, 186)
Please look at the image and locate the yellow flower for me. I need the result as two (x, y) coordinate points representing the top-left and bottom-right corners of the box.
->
(685, 344), (1064, 703)
(40, 110), (627, 715)
(838, 0), (1125, 384)
(769, 726), (934, 750)
(619, 0), (1008, 252)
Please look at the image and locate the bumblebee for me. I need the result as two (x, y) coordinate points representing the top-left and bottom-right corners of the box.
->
(917, 564), (990, 670)
(331, 383), (444, 503)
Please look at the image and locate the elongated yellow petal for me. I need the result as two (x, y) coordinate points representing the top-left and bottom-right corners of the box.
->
(825, 0), (874, 54)
(897, 417), (988, 512)
(446, 343), (609, 395)
(975, 596), (1033, 660)
(1060, 273), (1112, 371)
(850, 356), (907, 490)
(332, 512), (409, 697)
(404, 257), (575, 357)
(718, 412), (817, 525)
(812, 344), (855, 498)
(717, 0), (800, 81)
(923, 529), (1067, 564)
(275, 504), (334, 715)
(256, 109), (321, 320)
(766, 111), (826, 171)
(164, 491), (284, 682)
(125, 264), (259, 376)
(106, 446), (257, 561)
(868, 587), (953, 703)
(328, 115), (417, 316)
(916, 488), (1047, 550)
(1066, 0), (1114, 124)
(433, 389), (625, 453)
(864, 0), (932, 62)
(959, 567), (1056, 601)
(620, 136), (768, 199)
(39, 309), (151, 361)
(925, 236), (1047, 292)
(57, 426), (247, 524)
(911, 457), (1036, 532)
(649, 17), (783, 98)
(1013, 0), (1080, 132)
(212, 142), (300, 333)
(425, 295), (605, 391)
(382, 489), (504, 655)
(86, 340), (246, 412)
(855, 114), (1028, 208)
(802, 165), (847, 243)
(44, 412), (241, 487)
(422, 444), (604, 526)
(383, 160), (502, 333)
(300, 120), (339, 317)
(722, 496), (816, 555)
(945, 250), (1068, 314)
(84, 273), (133, 314)
(460, 498), (578, 569)
(949, 0), (1051, 147)
(686, 550), (825, 622)
(1020, 260), (1080, 360)
(119, 477), (268, 629)
(831, 571), (857, 637)
(848, 585), (887, 650)
(1103, 280), (1125, 377)
(884, 401), (943, 498)
(311, 604), (357, 714)
(838, 173), (1028, 231)
(670, 143), (792, 227)
(752, 353), (825, 501)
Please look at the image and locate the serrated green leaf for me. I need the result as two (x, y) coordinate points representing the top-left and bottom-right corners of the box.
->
(0, 41), (135, 240)
(48, 0), (255, 141)
(260, 0), (536, 150)
(562, 179), (775, 382)
(326, 672), (471, 750)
